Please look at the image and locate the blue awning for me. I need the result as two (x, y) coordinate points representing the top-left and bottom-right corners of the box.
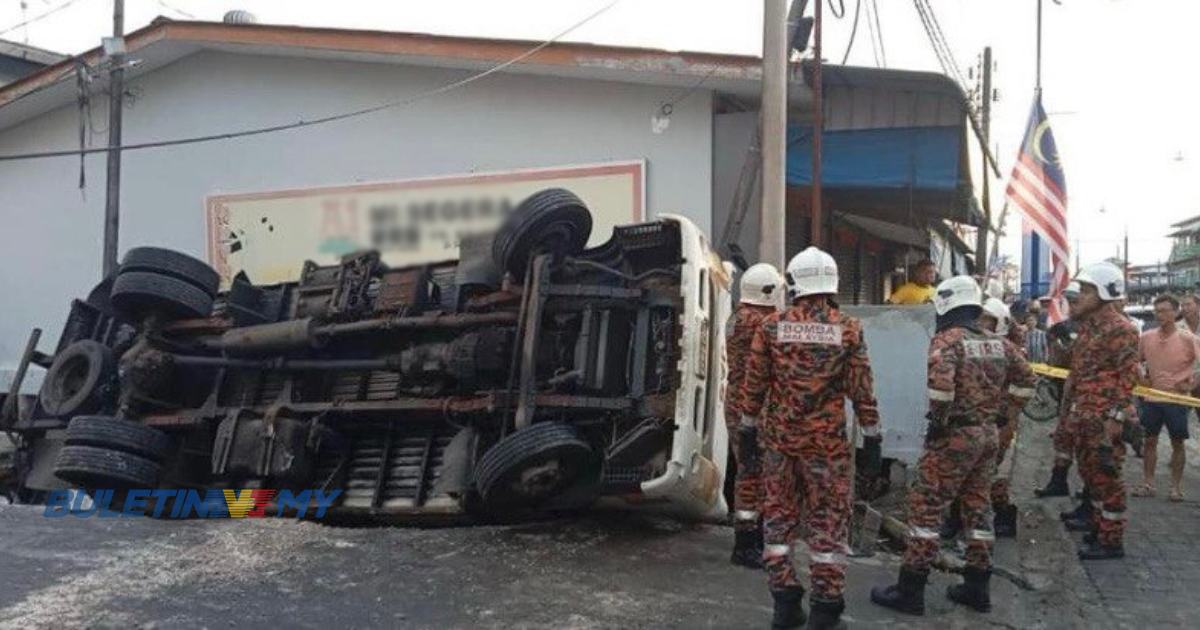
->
(786, 125), (963, 191)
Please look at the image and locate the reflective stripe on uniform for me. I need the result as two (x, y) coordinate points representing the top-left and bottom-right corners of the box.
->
(1055, 451), (1072, 460)
(910, 526), (940, 539)
(928, 388), (955, 402)
(764, 544), (791, 558)
(1009, 385), (1035, 399)
(1101, 510), (1126, 521)
(810, 551), (848, 565)
(967, 529), (996, 542)
(740, 414), (758, 428)
(860, 424), (881, 437)
(1092, 500), (1104, 509)
(735, 510), (759, 522)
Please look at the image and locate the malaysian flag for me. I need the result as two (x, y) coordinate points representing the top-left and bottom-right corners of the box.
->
(1006, 96), (1069, 323)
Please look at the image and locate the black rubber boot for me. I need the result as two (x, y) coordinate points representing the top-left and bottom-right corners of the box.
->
(947, 566), (992, 612)
(730, 528), (762, 569)
(1035, 465), (1070, 498)
(870, 566), (927, 616)
(770, 586), (807, 629)
(940, 500), (963, 540)
(993, 503), (1018, 538)
(1078, 541), (1125, 560)
(807, 597), (848, 630)
(1063, 506), (1095, 533)
(1060, 488), (1091, 522)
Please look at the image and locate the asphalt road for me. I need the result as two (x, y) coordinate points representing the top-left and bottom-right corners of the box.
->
(0, 407), (1110, 629)
(0, 499), (1058, 630)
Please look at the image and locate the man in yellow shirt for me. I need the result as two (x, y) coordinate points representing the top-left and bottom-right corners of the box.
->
(889, 259), (937, 305)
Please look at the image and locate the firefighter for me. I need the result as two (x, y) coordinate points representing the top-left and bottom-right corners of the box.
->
(1036, 281), (1082, 499)
(1058, 263), (1138, 560)
(980, 297), (1033, 538)
(871, 276), (1034, 616)
(726, 263), (784, 568)
(740, 246), (881, 630)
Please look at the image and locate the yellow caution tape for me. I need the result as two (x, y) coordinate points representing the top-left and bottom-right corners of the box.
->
(1029, 363), (1200, 408)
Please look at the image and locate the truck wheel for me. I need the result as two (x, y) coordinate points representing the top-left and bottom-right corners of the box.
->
(111, 271), (214, 320)
(474, 423), (598, 509)
(39, 340), (115, 418)
(492, 188), (592, 278)
(64, 416), (172, 462)
(53, 445), (160, 488)
(119, 247), (221, 298)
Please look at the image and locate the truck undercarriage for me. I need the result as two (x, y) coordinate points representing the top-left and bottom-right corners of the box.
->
(1, 188), (730, 522)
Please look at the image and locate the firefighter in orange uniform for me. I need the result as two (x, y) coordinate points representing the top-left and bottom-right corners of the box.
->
(740, 247), (881, 630)
(725, 263), (783, 568)
(1058, 262), (1138, 560)
(871, 276), (1033, 616)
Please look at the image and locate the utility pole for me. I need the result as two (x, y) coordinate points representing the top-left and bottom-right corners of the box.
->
(975, 47), (992, 273)
(102, 0), (125, 277)
(810, 0), (824, 249)
(760, 0), (789, 270)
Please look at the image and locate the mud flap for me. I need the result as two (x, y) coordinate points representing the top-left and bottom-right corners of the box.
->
(433, 426), (478, 501)
(21, 432), (72, 491)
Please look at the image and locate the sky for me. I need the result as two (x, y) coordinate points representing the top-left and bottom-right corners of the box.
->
(2, 0), (1196, 268)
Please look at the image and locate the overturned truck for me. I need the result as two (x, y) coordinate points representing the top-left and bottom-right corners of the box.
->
(2, 189), (733, 521)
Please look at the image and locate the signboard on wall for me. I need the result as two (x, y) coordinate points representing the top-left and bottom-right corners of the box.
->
(205, 160), (645, 286)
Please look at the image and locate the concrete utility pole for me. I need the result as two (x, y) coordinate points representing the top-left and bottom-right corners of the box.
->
(102, 0), (125, 277)
(760, 0), (788, 271)
(975, 47), (992, 272)
(809, 0), (823, 249)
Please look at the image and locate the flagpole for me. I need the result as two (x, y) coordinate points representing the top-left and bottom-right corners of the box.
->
(1036, 0), (1043, 95)
(1032, 0), (1043, 298)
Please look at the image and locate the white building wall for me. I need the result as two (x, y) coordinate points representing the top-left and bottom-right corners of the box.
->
(0, 51), (713, 387)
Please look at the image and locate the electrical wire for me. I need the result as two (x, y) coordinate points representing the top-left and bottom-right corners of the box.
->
(0, 0), (86, 37)
(0, 0), (620, 163)
(841, 0), (862, 65)
(827, 0), (846, 19)
(869, 0), (886, 67)
(863, 0), (880, 67)
(152, 0), (196, 19)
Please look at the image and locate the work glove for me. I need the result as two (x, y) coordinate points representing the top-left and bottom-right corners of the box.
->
(736, 425), (761, 475)
(860, 435), (883, 478)
(923, 413), (949, 447)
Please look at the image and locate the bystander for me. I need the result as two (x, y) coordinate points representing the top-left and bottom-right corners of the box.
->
(1024, 312), (1049, 364)
(1134, 295), (1197, 502)
(1180, 294), (1200, 335)
(888, 260), (937, 305)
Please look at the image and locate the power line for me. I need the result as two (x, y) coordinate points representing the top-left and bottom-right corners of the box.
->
(0, 0), (620, 163)
(869, 0), (886, 67)
(841, 0), (862, 64)
(152, 0), (196, 19)
(0, 0), (87, 37)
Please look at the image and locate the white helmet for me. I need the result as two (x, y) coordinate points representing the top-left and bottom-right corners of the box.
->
(1063, 280), (1081, 300)
(740, 263), (784, 307)
(933, 275), (983, 316)
(984, 278), (1005, 300)
(785, 246), (838, 298)
(982, 297), (1011, 335)
(1075, 262), (1124, 301)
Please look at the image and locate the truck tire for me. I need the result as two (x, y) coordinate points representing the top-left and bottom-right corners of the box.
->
(474, 423), (598, 509)
(53, 445), (160, 488)
(64, 415), (172, 462)
(111, 271), (214, 320)
(493, 188), (592, 279)
(39, 340), (115, 418)
(120, 247), (221, 298)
